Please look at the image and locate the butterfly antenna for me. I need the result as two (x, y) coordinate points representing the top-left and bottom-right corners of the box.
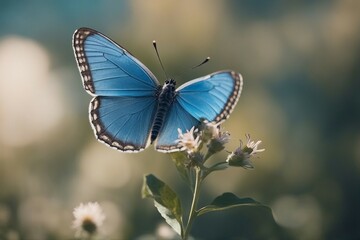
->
(192, 57), (211, 69)
(153, 40), (168, 79)
(177, 56), (211, 78)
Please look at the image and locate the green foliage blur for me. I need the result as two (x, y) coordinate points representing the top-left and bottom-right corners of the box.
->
(0, 1), (359, 239)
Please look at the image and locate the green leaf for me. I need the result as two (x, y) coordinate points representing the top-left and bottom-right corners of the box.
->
(197, 192), (262, 216)
(142, 174), (183, 236)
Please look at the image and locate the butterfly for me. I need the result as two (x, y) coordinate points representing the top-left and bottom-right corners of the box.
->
(72, 27), (243, 153)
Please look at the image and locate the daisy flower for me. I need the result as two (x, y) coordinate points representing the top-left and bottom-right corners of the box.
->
(72, 202), (105, 237)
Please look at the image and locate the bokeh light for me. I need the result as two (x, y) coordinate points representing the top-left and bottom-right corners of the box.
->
(0, 37), (64, 147)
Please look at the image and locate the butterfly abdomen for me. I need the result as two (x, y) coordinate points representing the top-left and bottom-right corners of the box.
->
(151, 79), (176, 143)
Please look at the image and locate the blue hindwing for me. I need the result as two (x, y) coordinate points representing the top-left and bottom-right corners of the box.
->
(90, 96), (158, 152)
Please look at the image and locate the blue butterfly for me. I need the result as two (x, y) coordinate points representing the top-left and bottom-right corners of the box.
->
(72, 28), (243, 152)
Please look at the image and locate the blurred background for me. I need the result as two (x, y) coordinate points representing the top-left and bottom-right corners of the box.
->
(0, 0), (359, 239)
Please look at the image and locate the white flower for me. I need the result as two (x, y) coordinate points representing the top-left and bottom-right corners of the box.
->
(202, 121), (220, 141)
(226, 134), (265, 169)
(203, 122), (230, 143)
(245, 134), (265, 155)
(177, 126), (201, 153)
(72, 202), (105, 237)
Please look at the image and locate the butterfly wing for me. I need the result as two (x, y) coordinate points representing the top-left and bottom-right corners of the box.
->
(156, 71), (243, 152)
(73, 28), (160, 152)
(90, 96), (157, 152)
(73, 27), (160, 96)
(176, 71), (242, 123)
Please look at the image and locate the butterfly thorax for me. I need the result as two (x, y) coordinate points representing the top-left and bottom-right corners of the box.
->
(151, 79), (177, 143)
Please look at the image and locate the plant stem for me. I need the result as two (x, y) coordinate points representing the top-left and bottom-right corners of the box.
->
(183, 166), (202, 240)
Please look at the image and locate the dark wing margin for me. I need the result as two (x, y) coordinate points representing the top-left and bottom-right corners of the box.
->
(73, 28), (95, 94)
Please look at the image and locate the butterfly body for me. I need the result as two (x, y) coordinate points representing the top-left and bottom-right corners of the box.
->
(151, 79), (177, 143)
(73, 28), (243, 153)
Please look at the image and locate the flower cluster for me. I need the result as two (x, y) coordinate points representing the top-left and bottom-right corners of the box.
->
(176, 121), (264, 169)
(176, 122), (230, 158)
